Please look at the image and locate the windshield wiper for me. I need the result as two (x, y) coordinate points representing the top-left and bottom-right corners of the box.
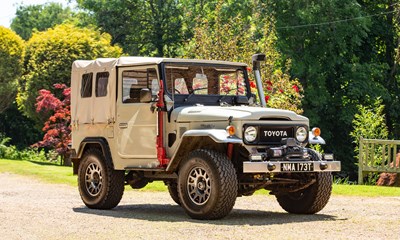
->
(219, 88), (239, 105)
(184, 87), (208, 102)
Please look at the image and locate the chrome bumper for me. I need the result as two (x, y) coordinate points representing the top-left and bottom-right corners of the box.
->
(243, 161), (341, 173)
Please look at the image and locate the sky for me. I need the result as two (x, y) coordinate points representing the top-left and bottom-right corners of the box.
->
(0, 0), (76, 28)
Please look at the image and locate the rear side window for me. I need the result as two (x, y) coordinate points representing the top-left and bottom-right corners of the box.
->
(95, 72), (109, 97)
(81, 73), (93, 98)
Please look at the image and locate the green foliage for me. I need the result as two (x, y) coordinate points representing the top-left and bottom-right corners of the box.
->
(351, 99), (388, 184)
(16, 24), (122, 124)
(185, 0), (304, 113)
(0, 27), (24, 114)
(270, 0), (399, 176)
(262, 62), (304, 114)
(77, 0), (183, 57)
(350, 98), (389, 184)
(310, 144), (324, 154)
(0, 135), (47, 161)
(0, 102), (42, 148)
(10, 2), (74, 40)
(350, 98), (389, 143)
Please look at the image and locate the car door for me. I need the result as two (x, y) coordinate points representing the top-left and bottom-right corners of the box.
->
(115, 65), (159, 160)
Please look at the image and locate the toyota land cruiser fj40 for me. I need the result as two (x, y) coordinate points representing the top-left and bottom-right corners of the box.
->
(69, 54), (340, 219)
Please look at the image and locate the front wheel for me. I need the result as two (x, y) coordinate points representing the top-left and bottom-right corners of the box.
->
(178, 149), (237, 220)
(78, 148), (125, 209)
(276, 172), (333, 214)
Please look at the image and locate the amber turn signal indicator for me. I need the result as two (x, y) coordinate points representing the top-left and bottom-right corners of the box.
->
(226, 125), (235, 136)
(312, 127), (321, 137)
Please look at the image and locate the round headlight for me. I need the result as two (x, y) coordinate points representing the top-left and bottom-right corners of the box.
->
(296, 127), (307, 142)
(244, 126), (257, 142)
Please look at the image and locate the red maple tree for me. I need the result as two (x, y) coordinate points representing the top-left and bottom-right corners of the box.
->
(34, 84), (71, 165)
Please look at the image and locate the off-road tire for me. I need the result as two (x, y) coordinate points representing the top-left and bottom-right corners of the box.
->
(276, 149), (332, 214)
(166, 181), (180, 205)
(178, 149), (237, 220)
(276, 172), (332, 214)
(78, 148), (124, 209)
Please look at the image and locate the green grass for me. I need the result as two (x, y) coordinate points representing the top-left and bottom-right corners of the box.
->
(332, 184), (400, 197)
(1, 158), (399, 196)
(0, 159), (77, 186)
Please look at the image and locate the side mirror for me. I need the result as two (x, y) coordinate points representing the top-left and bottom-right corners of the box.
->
(140, 88), (152, 103)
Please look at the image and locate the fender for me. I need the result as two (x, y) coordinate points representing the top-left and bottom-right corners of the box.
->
(181, 129), (242, 144)
(308, 132), (326, 145)
(165, 129), (242, 172)
(71, 137), (114, 174)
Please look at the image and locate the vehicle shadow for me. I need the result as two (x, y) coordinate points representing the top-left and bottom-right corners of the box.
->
(73, 203), (342, 226)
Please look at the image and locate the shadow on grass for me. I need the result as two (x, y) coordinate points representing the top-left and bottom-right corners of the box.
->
(28, 160), (62, 166)
(73, 203), (343, 226)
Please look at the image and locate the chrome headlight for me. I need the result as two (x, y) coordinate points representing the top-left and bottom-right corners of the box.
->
(244, 126), (257, 142)
(296, 127), (307, 142)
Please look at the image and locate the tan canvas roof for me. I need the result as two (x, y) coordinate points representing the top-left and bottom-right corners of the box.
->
(72, 56), (247, 70)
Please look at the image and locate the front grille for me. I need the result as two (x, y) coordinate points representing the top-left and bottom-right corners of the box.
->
(259, 126), (294, 144)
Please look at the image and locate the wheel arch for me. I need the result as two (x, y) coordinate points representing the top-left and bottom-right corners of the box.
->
(166, 130), (242, 172)
(71, 137), (114, 175)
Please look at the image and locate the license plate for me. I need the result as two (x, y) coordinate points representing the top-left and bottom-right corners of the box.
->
(281, 162), (314, 172)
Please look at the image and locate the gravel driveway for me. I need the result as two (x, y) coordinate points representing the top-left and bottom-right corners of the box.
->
(1, 172), (399, 240)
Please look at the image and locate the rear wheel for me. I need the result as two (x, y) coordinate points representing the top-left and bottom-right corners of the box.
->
(178, 149), (237, 220)
(78, 148), (124, 209)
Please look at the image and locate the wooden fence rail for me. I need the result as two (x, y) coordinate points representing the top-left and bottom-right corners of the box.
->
(358, 138), (400, 184)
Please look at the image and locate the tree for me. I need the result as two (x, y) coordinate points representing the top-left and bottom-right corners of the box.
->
(0, 102), (42, 149)
(185, 0), (303, 113)
(17, 23), (122, 125)
(269, 0), (399, 176)
(0, 27), (24, 114)
(33, 84), (71, 165)
(10, 2), (74, 40)
(77, 0), (183, 57)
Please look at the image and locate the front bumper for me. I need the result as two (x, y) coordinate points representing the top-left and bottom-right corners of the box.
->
(243, 160), (341, 173)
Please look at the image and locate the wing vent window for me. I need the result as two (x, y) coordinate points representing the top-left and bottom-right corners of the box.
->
(81, 73), (93, 98)
(95, 72), (109, 97)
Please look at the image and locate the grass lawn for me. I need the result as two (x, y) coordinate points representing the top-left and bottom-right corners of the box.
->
(1, 158), (400, 196)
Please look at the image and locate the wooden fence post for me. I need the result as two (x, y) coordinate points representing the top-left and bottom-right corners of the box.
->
(358, 137), (364, 184)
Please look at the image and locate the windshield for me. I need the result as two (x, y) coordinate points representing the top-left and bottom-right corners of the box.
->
(164, 63), (249, 106)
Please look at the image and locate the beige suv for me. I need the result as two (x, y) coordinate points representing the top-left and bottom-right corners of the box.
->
(70, 54), (340, 220)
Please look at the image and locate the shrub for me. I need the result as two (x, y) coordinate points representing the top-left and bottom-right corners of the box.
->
(350, 98), (389, 184)
(0, 134), (47, 161)
(0, 26), (24, 113)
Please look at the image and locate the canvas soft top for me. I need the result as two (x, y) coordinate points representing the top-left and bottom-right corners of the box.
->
(72, 56), (247, 70)
(71, 57), (247, 126)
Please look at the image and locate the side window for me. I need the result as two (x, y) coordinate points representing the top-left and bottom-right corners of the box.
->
(81, 73), (93, 98)
(95, 72), (109, 97)
(122, 68), (158, 103)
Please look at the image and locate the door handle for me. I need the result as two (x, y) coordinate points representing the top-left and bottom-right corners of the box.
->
(119, 123), (128, 129)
